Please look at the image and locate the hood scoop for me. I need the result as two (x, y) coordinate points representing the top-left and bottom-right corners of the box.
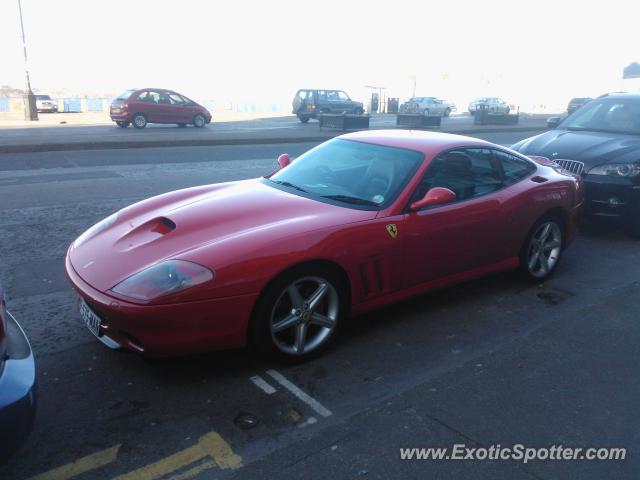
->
(114, 217), (176, 252)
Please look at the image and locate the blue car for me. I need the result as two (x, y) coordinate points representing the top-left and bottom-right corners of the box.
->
(0, 286), (36, 461)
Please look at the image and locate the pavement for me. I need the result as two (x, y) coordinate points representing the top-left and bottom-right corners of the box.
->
(0, 113), (551, 154)
(0, 134), (638, 479)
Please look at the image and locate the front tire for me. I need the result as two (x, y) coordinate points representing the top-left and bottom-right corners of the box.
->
(297, 114), (310, 123)
(193, 114), (206, 128)
(132, 113), (147, 129)
(519, 214), (564, 282)
(250, 266), (347, 362)
(423, 108), (430, 116)
(354, 107), (364, 115)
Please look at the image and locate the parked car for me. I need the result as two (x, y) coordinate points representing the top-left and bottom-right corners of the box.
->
(512, 92), (640, 237)
(35, 94), (58, 113)
(468, 97), (510, 115)
(567, 97), (593, 115)
(292, 89), (364, 123)
(65, 130), (582, 362)
(0, 285), (36, 462)
(110, 88), (212, 129)
(400, 97), (451, 116)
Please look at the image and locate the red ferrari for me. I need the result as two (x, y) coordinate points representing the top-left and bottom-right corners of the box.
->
(65, 130), (583, 361)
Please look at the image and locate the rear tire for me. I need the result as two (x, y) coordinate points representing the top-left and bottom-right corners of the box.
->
(297, 114), (310, 123)
(193, 114), (206, 128)
(423, 108), (430, 116)
(354, 107), (364, 115)
(518, 214), (564, 282)
(444, 108), (451, 117)
(250, 265), (347, 362)
(132, 113), (147, 129)
(116, 121), (130, 128)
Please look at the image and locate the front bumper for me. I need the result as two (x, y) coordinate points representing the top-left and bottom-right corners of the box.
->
(0, 311), (36, 461)
(37, 105), (58, 112)
(65, 255), (258, 356)
(583, 174), (640, 227)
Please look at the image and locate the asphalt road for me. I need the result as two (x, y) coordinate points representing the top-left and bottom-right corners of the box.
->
(0, 114), (549, 153)
(1, 132), (638, 479)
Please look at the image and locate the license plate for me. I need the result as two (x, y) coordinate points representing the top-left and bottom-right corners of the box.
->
(79, 299), (102, 337)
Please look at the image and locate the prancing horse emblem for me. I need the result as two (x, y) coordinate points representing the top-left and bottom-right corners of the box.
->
(386, 224), (398, 239)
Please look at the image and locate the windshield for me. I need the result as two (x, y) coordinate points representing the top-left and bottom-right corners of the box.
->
(266, 139), (423, 209)
(115, 89), (135, 101)
(36, 95), (51, 100)
(560, 98), (640, 135)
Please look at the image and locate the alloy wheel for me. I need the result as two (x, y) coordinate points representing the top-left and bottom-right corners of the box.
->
(269, 276), (339, 356)
(526, 222), (562, 278)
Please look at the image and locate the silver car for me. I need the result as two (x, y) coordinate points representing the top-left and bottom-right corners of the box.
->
(35, 94), (58, 113)
(468, 97), (510, 115)
(400, 97), (451, 116)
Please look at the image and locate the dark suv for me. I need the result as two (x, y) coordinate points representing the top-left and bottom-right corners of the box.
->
(292, 89), (364, 123)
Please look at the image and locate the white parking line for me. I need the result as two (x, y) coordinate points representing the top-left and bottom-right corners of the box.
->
(266, 369), (332, 418)
(250, 375), (276, 395)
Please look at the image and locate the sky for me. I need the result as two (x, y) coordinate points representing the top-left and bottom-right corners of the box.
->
(1, 0), (639, 111)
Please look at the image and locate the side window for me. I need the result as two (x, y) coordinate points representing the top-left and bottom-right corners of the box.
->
(167, 93), (185, 105)
(317, 90), (327, 102)
(338, 91), (350, 101)
(494, 150), (535, 185)
(326, 91), (339, 102)
(141, 91), (161, 104)
(411, 148), (503, 204)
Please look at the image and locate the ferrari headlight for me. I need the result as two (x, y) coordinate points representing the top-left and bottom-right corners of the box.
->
(588, 163), (640, 177)
(111, 260), (214, 301)
(74, 213), (118, 248)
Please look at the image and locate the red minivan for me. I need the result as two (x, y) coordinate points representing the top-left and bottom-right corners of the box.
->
(110, 88), (212, 129)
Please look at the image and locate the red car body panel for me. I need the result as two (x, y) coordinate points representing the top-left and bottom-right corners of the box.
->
(110, 88), (212, 125)
(65, 130), (584, 356)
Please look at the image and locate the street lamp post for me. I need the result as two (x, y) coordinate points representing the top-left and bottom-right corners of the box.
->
(17, 0), (38, 121)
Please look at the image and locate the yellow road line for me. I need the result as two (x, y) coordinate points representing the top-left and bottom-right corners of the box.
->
(27, 444), (121, 480)
(199, 432), (243, 470)
(112, 432), (242, 480)
(165, 460), (217, 480)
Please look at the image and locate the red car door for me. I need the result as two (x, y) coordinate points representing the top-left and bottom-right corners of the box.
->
(165, 91), (192, 123)
(137, 90), (164, 123)
(157, 92), (180, 123)
(401, 148), (508, 287)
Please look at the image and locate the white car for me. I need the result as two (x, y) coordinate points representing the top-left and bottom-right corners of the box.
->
(468, 97), (510, 115)
(36, 95), (58, 113)
(400, 97), (451, 116)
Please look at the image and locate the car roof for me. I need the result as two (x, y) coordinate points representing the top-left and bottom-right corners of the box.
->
(597, 92), (640, 99)
(338, 129), (495, 155)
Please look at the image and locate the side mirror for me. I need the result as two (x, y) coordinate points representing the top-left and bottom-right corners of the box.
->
(546, 116), (562, 129)
(277, 153), (291, 169)
(410, 187), (456, 211)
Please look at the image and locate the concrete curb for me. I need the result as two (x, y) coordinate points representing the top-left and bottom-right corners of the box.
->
(0, 126), (545, 154)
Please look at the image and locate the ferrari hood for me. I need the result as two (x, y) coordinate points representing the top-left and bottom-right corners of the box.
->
(69, 179), (375, 292)
(513, 129), (640, 170)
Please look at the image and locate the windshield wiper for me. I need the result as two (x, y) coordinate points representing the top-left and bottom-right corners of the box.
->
(321, 194), (379, 206)
(269, 180), (308, 193)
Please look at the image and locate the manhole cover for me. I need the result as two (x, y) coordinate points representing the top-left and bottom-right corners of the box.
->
(234, 412), (259, 430)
